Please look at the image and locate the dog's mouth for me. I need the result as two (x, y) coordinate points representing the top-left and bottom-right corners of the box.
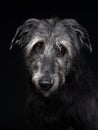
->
(32, 73), (61, 97)
(38, 80), (54, 97)
(40, 85), (52, 92)
(37, 83), (60, 97)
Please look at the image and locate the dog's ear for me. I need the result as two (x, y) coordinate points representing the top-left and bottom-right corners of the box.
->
(10, 18), (39, 50)
(63, 19), (92, 52)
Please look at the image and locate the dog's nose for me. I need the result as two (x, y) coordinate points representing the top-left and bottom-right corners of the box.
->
(39, 77), (53, 91)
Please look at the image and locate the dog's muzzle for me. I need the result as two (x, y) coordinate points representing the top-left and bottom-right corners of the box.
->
(39, 75), (53, 91)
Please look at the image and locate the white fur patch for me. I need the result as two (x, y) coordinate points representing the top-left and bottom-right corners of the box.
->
(32, 72), (42, 89)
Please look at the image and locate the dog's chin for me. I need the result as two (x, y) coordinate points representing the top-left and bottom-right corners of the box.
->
(34, 86), (52, 97)
(34, 85), (58, 98)
(40, 90), (52, 97)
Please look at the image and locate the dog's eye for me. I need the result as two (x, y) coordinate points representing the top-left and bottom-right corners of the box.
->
(33, 41), (44, 54)
(56, 44), (67, 56)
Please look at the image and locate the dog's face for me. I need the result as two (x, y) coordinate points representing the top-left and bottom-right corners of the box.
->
(25, 34), (72, 97)
(11, 18), (92, 97)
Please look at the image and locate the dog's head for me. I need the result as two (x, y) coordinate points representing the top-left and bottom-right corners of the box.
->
(11, 18), (92, 97)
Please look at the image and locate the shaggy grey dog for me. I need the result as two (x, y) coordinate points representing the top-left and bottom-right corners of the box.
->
(11, 18), (98, 130)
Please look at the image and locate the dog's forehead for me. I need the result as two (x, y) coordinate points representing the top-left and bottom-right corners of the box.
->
(37, 19), (67, 35)
(32, 20), (70, 42)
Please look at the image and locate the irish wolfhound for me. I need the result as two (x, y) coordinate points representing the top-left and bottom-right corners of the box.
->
(10, 18), (98, 130)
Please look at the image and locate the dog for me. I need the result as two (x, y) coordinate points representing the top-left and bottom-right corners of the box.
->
(10, 18), (98, 130)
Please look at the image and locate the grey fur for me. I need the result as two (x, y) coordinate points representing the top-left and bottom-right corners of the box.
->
(10, 18), (98, 130)
(11, 18), (92, 97)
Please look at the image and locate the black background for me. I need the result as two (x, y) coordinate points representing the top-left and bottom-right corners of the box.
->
(0, 1), (98, 129)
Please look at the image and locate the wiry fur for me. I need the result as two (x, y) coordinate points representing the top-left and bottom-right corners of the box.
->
(11, 18), (98, 130)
